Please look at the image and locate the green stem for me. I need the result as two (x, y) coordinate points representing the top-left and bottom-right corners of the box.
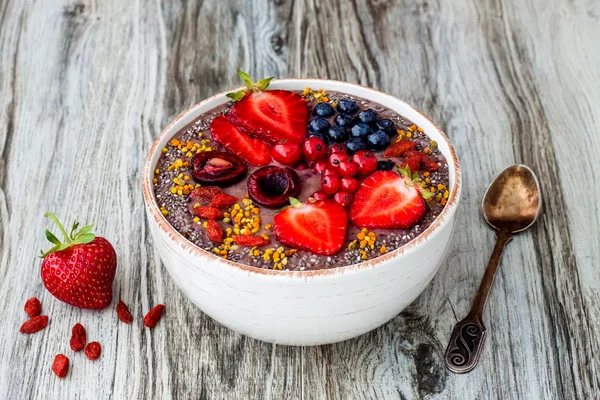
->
(44, 212), (71, 243)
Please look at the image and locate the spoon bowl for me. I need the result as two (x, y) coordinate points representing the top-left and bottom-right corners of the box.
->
(482, 165), (542, 233)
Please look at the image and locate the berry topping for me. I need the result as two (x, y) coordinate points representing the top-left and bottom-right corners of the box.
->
(247, 166), (301, 208)
(206, 220), (224, 243)
(334, 114), (355, 128)
(350, 122), (372, 139)
(308, 131), (329, 145)
(337, 99), (359, 115)
(366, 130), (390, 151)
(376, 119), (396, 135)
(334, 191), (354, 209)
(321, 174), (341, 195)
(312, 160), (328, 174)
(377, 160), (396, 171)
(272, 139), (302, 166)
(40, 213), (117, 310)
(340, 177), (359, 193)
(273, 198), (348, 255)
(345, 138), (367, 155)
(227, 71), (307, 144)
(401, 156), (421, 173)
(310, 191), (329, 201)
(337, 160), (359, 177)
(327, 125), (349, 143)
(350, 167), (433, 229)
(312, 102), (334, 117)
(328, 152), (348, 170)
(329, 143), (347, 154)
(209, 193), (239, 210)
(308, 117), (331, 134)
(301, 137), (327, 162)
(210, 116), (272, 167)
(383, 140), (417, 158)
(193, 206), (223, 220)
(357, 109), (379, 125)
(191, 151), (248, 187)
(351, 150), (378, 176)
(232, 235), (270, 247)
(190, 186), (223, 205)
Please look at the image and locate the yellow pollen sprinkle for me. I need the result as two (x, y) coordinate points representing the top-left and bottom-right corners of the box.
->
(162, 148), (168, 153)
(193, 217), (200, 223)
(380, 246), (387, 254)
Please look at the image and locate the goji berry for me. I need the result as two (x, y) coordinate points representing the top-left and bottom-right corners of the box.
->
(401, 156), (421, 173)
(20, 315), (48, 334)
(232, 235), (270, 247)
(193, 206), (223, 219)
(209, 193), (238, 210)
(143, 304), (165, 328)
(419, 154), (439, 171)
(84, 342), (101, 360)
(24, 297), (42, 317)
(52, 354), (69, 378)
(70, 323), (86, 351)
(116, 300), (133, 324)
(383, 140), (417, 158)
(206, 220), (223, 243)
(190, 186), (223, 204)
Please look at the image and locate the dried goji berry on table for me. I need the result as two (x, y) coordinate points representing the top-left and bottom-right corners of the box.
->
(84, 342), (101, 360)
(24, 297), (42, 317)
(52, 354), (69, 378)
(116, 300), (133, 324)
(20, 315), (48, 334)
(143, 304), (165, 328)
(70, 323), (86, 351)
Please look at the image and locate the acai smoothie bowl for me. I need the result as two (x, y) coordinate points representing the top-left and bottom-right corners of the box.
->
(142, 73), (461, 345)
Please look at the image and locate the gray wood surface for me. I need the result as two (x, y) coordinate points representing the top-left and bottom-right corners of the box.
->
(0, 0), (598, 398)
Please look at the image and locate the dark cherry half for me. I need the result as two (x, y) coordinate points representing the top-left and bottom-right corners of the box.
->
(247, 166), (301, 208)
(191, 152), (247, 187)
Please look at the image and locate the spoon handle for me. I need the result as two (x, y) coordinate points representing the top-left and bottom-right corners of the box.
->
(444, 230), (513, 373)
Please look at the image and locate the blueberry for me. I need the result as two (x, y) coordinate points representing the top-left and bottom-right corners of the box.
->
(327, 125), (349, 143)
(334, 114), (355, 128)
(337, 99), (358, 115)
(346, 138), (367, 155)
(312, 102), (334, 118)
(308, 131), (329, 144)
(377, 119), (396, 135)
(350, 122), (372, 139)
(358, 109), (379, 125)
(308, 117), (330, 133)
(377, 160), (396, 171)
(367, 130), (390, 151)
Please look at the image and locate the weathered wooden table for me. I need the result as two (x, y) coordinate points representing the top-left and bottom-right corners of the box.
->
(1, 0), (598, 398)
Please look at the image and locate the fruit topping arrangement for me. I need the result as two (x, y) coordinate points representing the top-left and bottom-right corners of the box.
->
(152, 72), (451, 271)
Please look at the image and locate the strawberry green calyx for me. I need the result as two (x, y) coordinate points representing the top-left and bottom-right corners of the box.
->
(226, 70), (274, 101)
(40, 212), (96, 258)
(397, 165), (435, 200)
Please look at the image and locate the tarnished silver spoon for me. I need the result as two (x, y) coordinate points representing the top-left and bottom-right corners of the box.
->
(444, 164), (542, 374)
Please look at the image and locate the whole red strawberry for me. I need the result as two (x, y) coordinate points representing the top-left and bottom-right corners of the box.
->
(40, 213), (117, 310)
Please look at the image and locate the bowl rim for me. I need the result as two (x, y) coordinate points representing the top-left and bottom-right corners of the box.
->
(142, 78), (461, 278)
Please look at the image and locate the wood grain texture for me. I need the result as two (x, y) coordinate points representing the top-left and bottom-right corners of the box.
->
(0, 0), (598, 399)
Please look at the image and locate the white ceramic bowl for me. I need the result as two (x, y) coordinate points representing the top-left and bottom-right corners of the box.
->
(143, 79), (461, 345)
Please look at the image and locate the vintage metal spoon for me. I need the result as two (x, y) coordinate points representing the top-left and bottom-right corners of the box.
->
(444, 164), (542, 374)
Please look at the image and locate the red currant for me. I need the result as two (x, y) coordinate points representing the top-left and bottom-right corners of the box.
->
(340, 177), (359, 193)
(337, 160), (358, 177)
(334, 191), (354, 209)
(321, 174), (340, 195)
(295, 160), (309, 170)
(352, 150), (378, 176)
(328, 153), (348, 170)
(301, 137), (327, 162)
(310, 191), (329, 201)
(272, 139), (302, 166)
(329, 144), (347, 155)
(323, 167), (338, 177)
(312, 160), (328, 174)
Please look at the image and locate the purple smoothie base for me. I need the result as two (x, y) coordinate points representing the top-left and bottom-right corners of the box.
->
(152, 91), (450, 271)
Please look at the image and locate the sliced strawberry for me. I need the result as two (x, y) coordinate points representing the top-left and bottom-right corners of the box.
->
(350, 171), (426, 229)
(232, 235), (270, 247)
(209, 193), (238, 210)
(383, 140), (417, 158)
(273, 199), (348, 255)
(206, 220), (223, 243)
(193, 206), (223, 219)
(229, 90), (307, 144)
(210, 115), (272, 166)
